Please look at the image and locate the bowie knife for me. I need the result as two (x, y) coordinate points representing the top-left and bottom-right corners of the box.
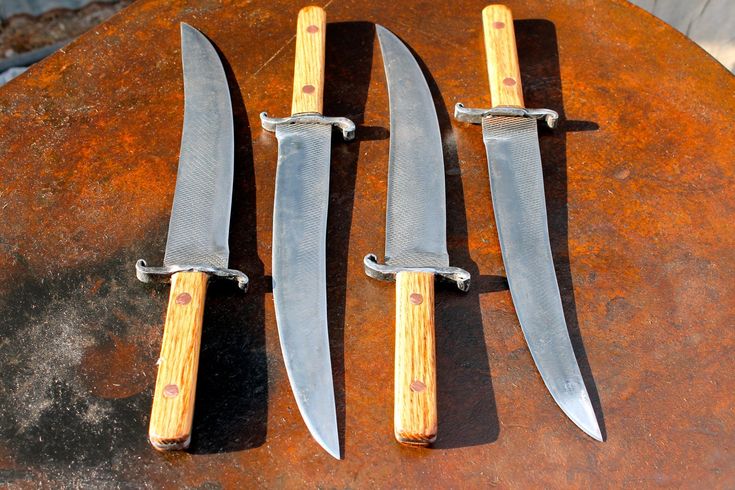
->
(135, 23), (248, 450)
(364, 26), (470, 446)
(260, 6), (354, 459)
(454, 5), (602, 441)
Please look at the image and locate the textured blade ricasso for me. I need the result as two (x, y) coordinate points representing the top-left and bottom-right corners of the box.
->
(271, 122), (339, 455)
(384, 251), (449, 270)
(272, 122), (333, 316)
(163, 168), (232, 269)
(384, 162), (448, 265)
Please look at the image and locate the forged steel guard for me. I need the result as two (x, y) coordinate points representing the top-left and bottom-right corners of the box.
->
(454, 103), (559, 128)
(135, 259), (249, 290)
(363, 254), (471, 292)
(260, 112), (356, 140)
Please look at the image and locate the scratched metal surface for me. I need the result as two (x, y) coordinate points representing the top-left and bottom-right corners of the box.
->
(0, 0), (733, 487)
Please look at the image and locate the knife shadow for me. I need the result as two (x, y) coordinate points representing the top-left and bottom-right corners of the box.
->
(405, 43), (505, 449)
(323, 21), (380, 458)
(516, 19), (606, 439)
(189, 42), (267, 454)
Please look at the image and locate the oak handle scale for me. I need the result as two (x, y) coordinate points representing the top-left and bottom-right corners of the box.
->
(291, 5), (326, 115)
(149, 271), (208, 450)
(483, 4), (524, 107)
(394, 271), (437, 445)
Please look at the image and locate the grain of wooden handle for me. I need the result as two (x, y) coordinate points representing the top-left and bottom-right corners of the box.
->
(149, 271), (208, 450)
(394, 271), (437, 445)
(483, 4), (524, 107)
(291, 5), (326, 115)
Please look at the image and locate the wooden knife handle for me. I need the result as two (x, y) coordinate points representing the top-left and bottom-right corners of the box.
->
(149, 271), (208, 450)
(291, 5), (326, 115)
(483, 4), (524, 107)
(394, 271), (437, 445)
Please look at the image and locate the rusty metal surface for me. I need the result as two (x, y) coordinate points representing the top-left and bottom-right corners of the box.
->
(0, 0), (733, 487)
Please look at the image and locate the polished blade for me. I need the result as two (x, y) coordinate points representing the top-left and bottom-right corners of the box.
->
(377, 25), (448, 269)
(272, 122), (339, 459)
(163, 23), (234, 268)
(483, 116), (602, 441)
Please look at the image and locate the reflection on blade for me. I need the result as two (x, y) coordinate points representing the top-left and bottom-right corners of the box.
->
(272, 122), (339, 458)
(483, 116), (602, 441)
(164, 23), (234, 269)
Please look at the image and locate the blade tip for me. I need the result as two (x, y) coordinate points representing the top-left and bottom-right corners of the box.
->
(571, 402), (604, 442)
(313, 430), (341, 459)
(552, 389), (604, 442)
(586, 422), (604, 442)
(325, 444), (341, 460)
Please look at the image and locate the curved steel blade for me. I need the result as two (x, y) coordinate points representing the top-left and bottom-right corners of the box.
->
(483, 116), (602, 441)
(376, 25), (448, 269)
(164, 24), (233, 269)
(272, 122), (339, 458)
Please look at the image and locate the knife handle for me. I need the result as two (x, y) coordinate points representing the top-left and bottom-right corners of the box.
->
(482, 4), (524, 107)
(149, 271), (208, 450)
(394, 271), (437, 445)
(291, 5), (326, 115)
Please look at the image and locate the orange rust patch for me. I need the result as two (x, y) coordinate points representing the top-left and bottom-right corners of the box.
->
(80, 335), (149, 399)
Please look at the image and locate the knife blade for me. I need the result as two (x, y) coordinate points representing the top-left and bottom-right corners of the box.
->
(135, 23), (248, 451)
(260, 6), (354, 459)
(364, 25), (470, 446)
(454, 4), (602, 441)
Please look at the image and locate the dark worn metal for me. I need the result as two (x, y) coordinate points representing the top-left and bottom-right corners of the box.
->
(0, 0), (732, 486)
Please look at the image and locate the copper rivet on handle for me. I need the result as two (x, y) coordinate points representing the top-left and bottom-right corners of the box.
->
(503, 77), (517, 86)
(410, 380), (427, 392)
(302, 84), (316, 94)
(306, 25), (319, 33)
(175, 293), (191, 305)
(163, 384), (179, 398)
(409, 293), (423, 305)
(493, 21), (505, 29)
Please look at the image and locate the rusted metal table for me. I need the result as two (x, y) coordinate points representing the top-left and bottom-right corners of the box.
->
(0, 0), (733, 487)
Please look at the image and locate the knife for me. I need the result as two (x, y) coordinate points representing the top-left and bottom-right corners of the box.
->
(260, 6), (354, 459)
(135, 23), (248, 450)
(364, 25), (470, 446)
(454, 4), (602, 441)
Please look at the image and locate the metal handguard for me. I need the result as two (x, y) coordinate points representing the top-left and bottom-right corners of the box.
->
(260, 112), (356, 140)
(454, 103), (559, 128)
(135, 259), (249, 291)
(363, 254), (471, 292)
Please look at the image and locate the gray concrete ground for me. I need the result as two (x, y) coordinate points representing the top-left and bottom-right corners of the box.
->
(0, 0), (117, 18)
(629, 0), (734, 72)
